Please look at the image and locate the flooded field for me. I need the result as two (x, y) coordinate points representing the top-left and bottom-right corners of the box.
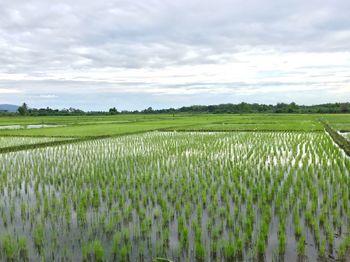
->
(0, 132), (349, 261)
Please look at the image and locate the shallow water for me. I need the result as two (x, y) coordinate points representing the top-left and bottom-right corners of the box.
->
(0, 132), (349, 261)
(0, 124), (64, 130)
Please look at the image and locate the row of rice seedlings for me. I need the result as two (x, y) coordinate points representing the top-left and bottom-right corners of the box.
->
(0, 132), (349, 261)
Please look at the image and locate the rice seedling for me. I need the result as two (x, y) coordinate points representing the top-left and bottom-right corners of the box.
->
(2, 234), (17, 261)
(18, 236), (29, 260)
(195, 242), (205, 261)
(297, 234), (306, 257)
(33, 222), (44, 254)
(93, 240), (104, 262)
(0, 131), (348, 261)
(319, 239), (326, 258)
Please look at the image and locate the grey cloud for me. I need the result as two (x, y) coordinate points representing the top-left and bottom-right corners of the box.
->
(2, 0), (350, 72)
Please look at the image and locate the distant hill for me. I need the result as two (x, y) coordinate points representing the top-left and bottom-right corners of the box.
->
(0, 104), (19, 113)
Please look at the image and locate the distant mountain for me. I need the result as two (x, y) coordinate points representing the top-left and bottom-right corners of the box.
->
(0, 104), (19, 113)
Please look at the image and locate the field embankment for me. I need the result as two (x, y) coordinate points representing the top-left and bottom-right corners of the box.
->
(323, 122), (350, 156)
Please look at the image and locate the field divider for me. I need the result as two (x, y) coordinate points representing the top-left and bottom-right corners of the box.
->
(321, 121), (350, 156)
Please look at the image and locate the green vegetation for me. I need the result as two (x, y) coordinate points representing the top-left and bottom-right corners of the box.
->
(1, 113), (349, 140)
(4, 102), (349, 116)
(0, 114), (331, 138)
(0, 131), (349, 260)
(322, 114), (350, 131)
(17, 103), (29, 116)
(323, 122), (350, 156)
(0, 113), (349, 260)
(171, 114), (323, 132)
(0, 136), (66, 149)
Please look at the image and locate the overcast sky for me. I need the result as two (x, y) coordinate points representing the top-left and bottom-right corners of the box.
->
(0, 0), (349, 110)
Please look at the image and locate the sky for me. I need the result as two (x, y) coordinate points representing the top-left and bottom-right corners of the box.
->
(0, 0), (349, 111)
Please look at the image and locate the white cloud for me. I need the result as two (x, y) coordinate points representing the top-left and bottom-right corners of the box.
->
(38, 94), (58, 99)
(0, 88), (21, 94)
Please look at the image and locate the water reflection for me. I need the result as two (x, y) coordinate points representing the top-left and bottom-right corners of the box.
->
(0, 124), (65, 130)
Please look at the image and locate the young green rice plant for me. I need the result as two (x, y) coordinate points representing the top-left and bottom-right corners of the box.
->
(18, 236), (29, 260)
(235, 238), (243, 258)
(93, 240), (104, 262)
(294, 217), (302, 239)
(326, 221), (335, 250)
(179, 226), (189, 251)
(2, 234), (17, 261)
(2, 209), (8, 227)
(195, 241), (205, 261)
(77, 201), (87, 226)
(193, 222), (202, 243)
(338, 240), (346, 261)
(112, 232), (121, 258)
(8, 204), (15, 224)
(120, 244), (129, 262)
(256, 234), (266, 258)
(297, 234), (306, 257)
(210, 240), (218, 258)
(20, 202), (27, 221)
(162, 229), (170, 248)
(223, 242), (235, 261)
(278, 230), (286, 255)
(82, 242), (93, 262)
(34, 222), (45, 254)
(43, 195), (49, 218)
(319, 239), (326, 258)
(313, 224), (321, 247)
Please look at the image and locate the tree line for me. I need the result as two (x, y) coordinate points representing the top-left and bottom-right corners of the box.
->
(9, 102), (350, 116)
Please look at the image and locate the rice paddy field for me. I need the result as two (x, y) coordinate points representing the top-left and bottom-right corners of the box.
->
(0, 136), (67, 149)
(0, 114), (349, 261)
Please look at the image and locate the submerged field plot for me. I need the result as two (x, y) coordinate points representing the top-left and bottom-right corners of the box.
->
(0, 131), (349, 261)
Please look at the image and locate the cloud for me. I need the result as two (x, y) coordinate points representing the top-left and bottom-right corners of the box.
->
(0, 88), (21, 94)
(0, 0), (349, 109)
(38, 94), (58, 99)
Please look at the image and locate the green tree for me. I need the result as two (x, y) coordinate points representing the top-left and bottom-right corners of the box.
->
(109, 107), (118, 115)
(340, 103), (349, 113)
(18, 103), (28, 116)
